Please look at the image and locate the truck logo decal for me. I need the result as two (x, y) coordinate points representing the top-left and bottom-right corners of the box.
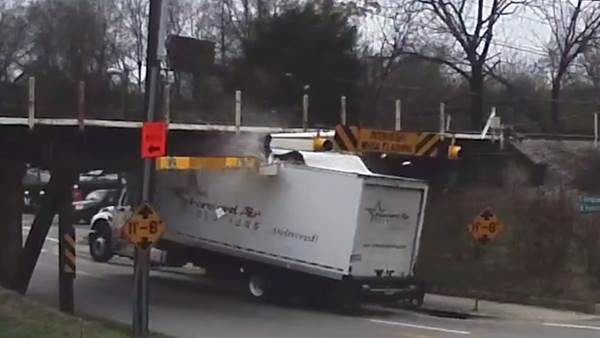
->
(171, 188), (262, 231)
(365, 201), (409, 223)
(241, 207), (261, 218)
(273, 227), (319, 243)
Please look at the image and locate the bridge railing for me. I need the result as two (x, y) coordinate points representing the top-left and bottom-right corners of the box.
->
(1, 76), (484, 133)
(1, 77), (333, 129)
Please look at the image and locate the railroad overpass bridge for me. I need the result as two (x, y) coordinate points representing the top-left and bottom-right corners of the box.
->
(0, 82), (510, 315)
(0, 111), (321, 308)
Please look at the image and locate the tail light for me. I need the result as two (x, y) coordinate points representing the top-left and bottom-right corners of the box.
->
(72, 185), (83, 202)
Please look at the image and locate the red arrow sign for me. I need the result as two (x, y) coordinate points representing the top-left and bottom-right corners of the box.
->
(141, 122), (167, 158)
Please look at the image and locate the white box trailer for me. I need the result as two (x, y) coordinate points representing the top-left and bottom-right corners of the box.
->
(89, 150), (429, 310)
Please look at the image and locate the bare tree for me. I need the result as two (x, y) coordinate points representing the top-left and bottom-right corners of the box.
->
(121, 0), (148, 92)
(535, 0), (600, 130)
(409, 0), (525, 129)
(347, 1), (420, 109)
(224, 0), (300, 42)
(0, 1), (27, 82)
(582, 39), (600, 94)
(24, 0), (119, 79)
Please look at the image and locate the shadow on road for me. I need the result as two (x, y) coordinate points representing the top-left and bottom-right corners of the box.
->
(88, 260), (441, 321)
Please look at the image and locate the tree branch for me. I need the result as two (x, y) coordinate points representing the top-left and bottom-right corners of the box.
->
(402, 51), (470, 78)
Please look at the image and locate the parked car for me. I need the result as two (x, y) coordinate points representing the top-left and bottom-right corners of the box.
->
(23, 168), (123, 214)
(73, 170), (123, 202)
(72, 189), (121, 224)
(23, 168), (50, 214)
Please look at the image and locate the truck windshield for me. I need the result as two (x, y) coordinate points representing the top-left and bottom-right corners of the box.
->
(85, 190), (108, 201)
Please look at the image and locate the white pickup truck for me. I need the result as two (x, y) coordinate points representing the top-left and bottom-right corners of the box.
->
(88, 149), (428, 310)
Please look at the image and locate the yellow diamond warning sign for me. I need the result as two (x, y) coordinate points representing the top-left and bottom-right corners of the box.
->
(468, 208), (504, 244)
(122, 203), (166, 249)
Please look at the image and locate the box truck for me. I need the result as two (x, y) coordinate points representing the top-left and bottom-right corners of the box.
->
(89, 149), (428, 310)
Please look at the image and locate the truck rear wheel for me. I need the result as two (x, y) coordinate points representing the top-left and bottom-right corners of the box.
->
(246, 271), (289, 304)
(248, 274), (268, 298)
(408, 295), (424, 308)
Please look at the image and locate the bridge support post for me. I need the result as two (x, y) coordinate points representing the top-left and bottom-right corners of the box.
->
(58, 170), (76, 314)
(0, 159), (25, 290)
(17, 170), (75, 295)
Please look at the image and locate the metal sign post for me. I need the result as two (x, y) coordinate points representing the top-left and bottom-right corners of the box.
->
(132, 246), (150, 336)
(467, 208), (505, 312)
(129, 204), (167, 334)
(472, 241), (482, 312)
(134, 0), (167, 336)
(128, 203), (167, 336)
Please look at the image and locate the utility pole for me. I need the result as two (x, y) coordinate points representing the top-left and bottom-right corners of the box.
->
(134, 0), (166, 336)
(302, 94), (309, 131)
(595, 112), (598, 149)
(395, 99), (402, 131)
(220, 0), (227, 65)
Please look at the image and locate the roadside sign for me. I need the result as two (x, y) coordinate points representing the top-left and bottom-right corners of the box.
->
(579, 195), (600, 213)
(141, 122), (167, 158)
(122, 203), (166, 249)
(358, 128), (419, 154)
(334, 125), (441, 157)
(468, 208), (504, 244)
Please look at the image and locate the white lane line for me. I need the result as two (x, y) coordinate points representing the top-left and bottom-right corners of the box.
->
(77, 270), (103, 279)
(369, 319), (471, 335)
(46, 237), (59, 243)
(543, 323), (600, 331)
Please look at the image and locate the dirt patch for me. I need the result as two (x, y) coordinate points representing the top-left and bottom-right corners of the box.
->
(419, 183), (600, 310)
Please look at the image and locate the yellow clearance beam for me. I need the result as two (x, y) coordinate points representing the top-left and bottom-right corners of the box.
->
(156, 156), (260, 171)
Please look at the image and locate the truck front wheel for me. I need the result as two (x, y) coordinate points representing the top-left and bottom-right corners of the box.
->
(89, 221), (114, 263)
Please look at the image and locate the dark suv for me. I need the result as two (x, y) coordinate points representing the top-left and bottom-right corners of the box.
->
(72, 189), (121, 224)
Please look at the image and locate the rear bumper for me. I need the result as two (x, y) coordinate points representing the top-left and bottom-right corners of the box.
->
(362, 285), (423, 302)
(356, 277), (425, 303)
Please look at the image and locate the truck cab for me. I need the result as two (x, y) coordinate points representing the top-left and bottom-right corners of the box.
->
(88, 188), (131, 262)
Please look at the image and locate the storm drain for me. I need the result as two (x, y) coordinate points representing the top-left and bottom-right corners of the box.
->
(418, 308), (473, 319)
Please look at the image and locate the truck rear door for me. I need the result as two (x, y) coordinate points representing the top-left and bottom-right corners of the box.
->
(351, 179), (427, 279)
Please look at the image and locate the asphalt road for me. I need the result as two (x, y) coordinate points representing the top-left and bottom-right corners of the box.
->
(23, 218), (600, 338)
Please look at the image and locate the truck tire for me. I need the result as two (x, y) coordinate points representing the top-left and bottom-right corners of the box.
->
(246, 271), (289, 304)
(89, 220), (114, 263)
(410, 296), (424, 308)
(248, 273), (269, 300)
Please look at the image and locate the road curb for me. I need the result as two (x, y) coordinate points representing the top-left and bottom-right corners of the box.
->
(418, 306), (495, 320)
(429, 287), (600, 315)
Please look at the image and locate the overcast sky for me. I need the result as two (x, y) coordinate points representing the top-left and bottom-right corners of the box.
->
(358, 1), (552, 65)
